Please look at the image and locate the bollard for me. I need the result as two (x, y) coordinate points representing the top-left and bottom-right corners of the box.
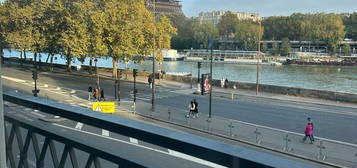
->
(254, 128), (261, 144)
(317, 140), (326, 160)
(206, 118), (212, 131)
(168, 108), (171, 121)
(132, 102), (136, 114)
(283, 134), (291, 152)
(228, 119), (234, 137)
(231, 93), (234, 100)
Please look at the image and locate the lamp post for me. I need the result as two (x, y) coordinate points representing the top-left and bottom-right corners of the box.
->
(256, 19), (262, 95)
(94, 58), (99, 89)
(151, 0), (156, 111)
(208, 39), (213, 118)
(0, 61), (7, 168)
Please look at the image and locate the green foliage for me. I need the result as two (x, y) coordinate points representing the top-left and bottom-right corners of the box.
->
(271, 42), (280, 56)
(343, 13), (357, 41)
(218, 12), (240, 39)
(342, 43), (351, 56)
(281, 38), (291, 56)
(193, 23), (219, 49)
(234, 20), (262, 51)
(169, 14), (196, 50)
(0, 0), (176, 74)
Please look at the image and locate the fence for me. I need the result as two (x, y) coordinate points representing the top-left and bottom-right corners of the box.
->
(126, 100), (357, 168)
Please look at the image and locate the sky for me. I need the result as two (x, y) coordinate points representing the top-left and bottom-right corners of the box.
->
(180, 0), (357, 17)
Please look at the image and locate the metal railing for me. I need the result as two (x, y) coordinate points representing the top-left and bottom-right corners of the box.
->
(2, 92), (318, 168)
(127, 100), (357, 168)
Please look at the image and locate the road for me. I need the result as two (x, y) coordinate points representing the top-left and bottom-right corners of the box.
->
(2, 65), (357, 145)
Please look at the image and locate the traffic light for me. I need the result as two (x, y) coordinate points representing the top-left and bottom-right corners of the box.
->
(32, 71), (38, 80)
(198, 62), (202, 69)
(133, 69), (138, 77)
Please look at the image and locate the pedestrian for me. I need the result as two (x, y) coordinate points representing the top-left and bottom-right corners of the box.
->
(186, 101), (195, 118)
(88, 85), (93, 100)
(302, 122), (314, 144)
(94, 88), (100, 101)
(220, 78), (224, 88)
(193, 99), (199, 118)
(100, 89), (105, 101)
(224, 78), (229, 88)
(148, 75), (153, 88)
(307, 117), (315, 141)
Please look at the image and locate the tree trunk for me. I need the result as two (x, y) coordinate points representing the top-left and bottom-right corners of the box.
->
(89, 58), (93, 75)
(112, 59), (118, 78)
(34, 52), (37, 68)
(0, 47), (4, 64)
(45, 53), (50, 63)
(23, 50), (27, 62)
(50, 54), (54, 72)
(66, 55), (72, 72)
(20, 50), (23, 66)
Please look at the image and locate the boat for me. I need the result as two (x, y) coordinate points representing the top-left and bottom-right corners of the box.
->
(183, 49), (265, 64)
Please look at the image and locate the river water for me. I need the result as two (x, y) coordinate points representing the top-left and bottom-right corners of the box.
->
(4, 50), (357, 93)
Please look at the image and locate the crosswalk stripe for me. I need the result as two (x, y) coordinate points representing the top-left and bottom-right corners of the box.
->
(102, 129), (110, 136)
(75, 122), (83, 130)
(129, 138), (138, 144)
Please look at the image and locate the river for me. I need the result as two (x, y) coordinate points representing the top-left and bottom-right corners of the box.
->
(3, 49), (357, 93)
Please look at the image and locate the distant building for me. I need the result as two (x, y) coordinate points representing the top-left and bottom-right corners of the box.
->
(198, 11), (261, 25)
(145, 0), (183, 15)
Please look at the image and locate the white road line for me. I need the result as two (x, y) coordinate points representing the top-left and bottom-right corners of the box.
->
(168, 150), (227, 168)
(43, 84), (49, 87)
(75, 122), (84, 130)
(30, 112), (46, 118)
(102, 129), (110, 136)
(129, 138), (138, 144)
(1, 76), (27, 83)
(53, 123), (224, 167)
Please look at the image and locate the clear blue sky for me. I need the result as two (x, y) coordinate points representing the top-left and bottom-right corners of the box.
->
(180, 0), (357, 17)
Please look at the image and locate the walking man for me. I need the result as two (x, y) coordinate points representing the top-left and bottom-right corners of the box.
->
(100, 89), (105, 101)
(148, 75), (153, 89)
(193, 99), (199, 118)
(186, 101), (195, 118)
(88, 85), (93, 100)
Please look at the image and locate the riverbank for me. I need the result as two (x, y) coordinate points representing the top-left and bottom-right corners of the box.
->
(3, 57), (357, 104)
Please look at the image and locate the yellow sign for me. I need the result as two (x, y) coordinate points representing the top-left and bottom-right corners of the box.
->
(92, 102), (115, 114)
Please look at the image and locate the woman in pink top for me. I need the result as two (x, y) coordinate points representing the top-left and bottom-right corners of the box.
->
(302, 123), (314, 144)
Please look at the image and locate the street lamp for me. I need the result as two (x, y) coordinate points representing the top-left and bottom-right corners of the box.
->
(151, 0), (156, 111)
(94, 58), (99, 88)
(256, 19), (262, 95)
(0, 60), (6, 168)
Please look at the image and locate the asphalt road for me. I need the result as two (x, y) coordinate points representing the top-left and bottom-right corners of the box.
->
(4, 101), (221, 168)
(2, 65), (357, 144)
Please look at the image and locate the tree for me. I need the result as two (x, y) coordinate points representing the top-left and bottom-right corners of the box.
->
(217, 12), (239, 39)
(193, 23), (219, 49)
(342, 43), (351, 56)
(272, 42), (280, 56)
(234, 20), (262, 50)
(169, 14), (196, 50)
(153, 16), (177, 62)
(0, 2), (9, 64)
(343, 13), (357, 41)
(281, 37), (291, 56)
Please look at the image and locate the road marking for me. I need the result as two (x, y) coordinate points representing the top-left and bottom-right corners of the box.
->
(70, 90), (76, 94)
(168, 149), (227, 168)
(102, 129), (110, 136)
(129, 138), (138, 144)
(75, 122), (84, 130)
(1, 76), (26, 83)
(53, 123), (225, 167)
(30, 112), (46, 118)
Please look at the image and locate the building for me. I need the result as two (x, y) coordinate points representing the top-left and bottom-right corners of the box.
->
(198, 11), (261, 25)
(145, 0), (183, 15)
